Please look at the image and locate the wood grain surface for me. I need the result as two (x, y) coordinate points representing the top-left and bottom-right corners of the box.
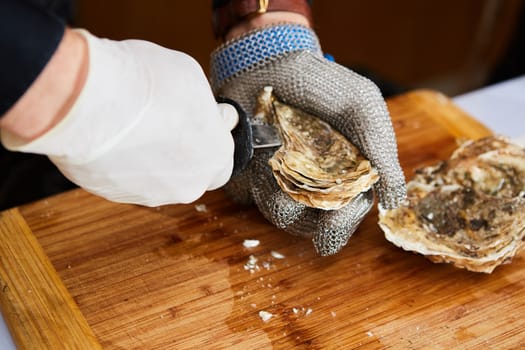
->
(0, 209), (102, 349)
(2, 90), (525, 349)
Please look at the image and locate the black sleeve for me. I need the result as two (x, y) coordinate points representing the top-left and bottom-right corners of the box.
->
(0, 0), (66, 116)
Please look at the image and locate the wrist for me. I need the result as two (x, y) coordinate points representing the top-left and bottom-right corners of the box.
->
(213, 0), (312, 41)
(211, 23), (321, 90)
(0, 28), (88, 141)
(225, 11), (310, 41)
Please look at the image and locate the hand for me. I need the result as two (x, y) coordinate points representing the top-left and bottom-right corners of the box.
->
(1, 30), (238, 206)
(210, 23), (406, 255)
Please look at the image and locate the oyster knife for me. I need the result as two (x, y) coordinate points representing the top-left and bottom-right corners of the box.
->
(216, 97), (282, 176)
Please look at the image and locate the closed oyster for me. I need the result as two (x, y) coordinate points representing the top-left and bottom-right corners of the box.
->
(378, 136), (525, 273)
(255, 86), (379, 210)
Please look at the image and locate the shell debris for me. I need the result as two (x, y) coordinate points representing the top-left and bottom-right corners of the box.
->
(244, 255), (260, 273)
(259, 310), (273, 322)
(194, 204), (207, 212)
(243, 239), (260, 248)
(270, 250), (285, 259)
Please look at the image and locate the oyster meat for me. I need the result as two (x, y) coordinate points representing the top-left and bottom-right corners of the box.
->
(255, 86), (379, 210)
(378, 136), (525, 273)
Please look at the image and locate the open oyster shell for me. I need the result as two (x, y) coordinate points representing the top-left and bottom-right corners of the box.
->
(256, 86), (379, 210)
(378, 136), (525, 273)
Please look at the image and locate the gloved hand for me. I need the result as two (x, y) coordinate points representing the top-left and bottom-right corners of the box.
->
(1, 30), (238, 206)
(210, 24), (407, 255)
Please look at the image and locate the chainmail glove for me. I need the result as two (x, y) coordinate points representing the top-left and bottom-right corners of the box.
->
(210, 24), (406, 255)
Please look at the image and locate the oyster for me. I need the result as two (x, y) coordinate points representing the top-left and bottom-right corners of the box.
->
(255, 86), (379, 210)
(378, 136), (525, 273)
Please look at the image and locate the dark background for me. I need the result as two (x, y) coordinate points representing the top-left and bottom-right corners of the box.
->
(1, 0), (524, 210)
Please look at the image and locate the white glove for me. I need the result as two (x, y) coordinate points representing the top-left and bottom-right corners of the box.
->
(1, 30), (238, 206)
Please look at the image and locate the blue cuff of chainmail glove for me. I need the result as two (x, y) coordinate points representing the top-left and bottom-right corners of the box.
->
(210, 24), (322, 88)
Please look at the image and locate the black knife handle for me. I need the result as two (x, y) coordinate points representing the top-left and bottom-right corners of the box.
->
(216, 97), (254, 177)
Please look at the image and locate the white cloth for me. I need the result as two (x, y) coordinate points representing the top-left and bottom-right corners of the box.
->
(0, 313), (15, 350)
(1, 30), (238, 206)
(453, 75), (525, 141)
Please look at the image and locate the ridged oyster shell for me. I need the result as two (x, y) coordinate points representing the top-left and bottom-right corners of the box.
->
(378, 136), (525, 273)
(255, 86), (379, 210)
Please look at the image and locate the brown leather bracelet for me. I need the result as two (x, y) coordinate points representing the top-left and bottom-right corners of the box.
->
(212, 0), (312, 40)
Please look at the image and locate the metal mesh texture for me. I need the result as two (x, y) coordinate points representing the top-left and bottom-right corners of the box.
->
(210, 24), (406, 255)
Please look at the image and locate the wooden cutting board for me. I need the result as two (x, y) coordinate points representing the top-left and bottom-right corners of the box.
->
(2, 90), (524, 349)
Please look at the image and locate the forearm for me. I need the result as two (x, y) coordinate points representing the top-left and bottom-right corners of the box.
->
(2, 1), (311, 142)
(0, 29), (88, 141)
